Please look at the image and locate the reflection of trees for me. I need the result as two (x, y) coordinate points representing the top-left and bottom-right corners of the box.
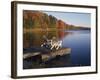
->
(23, 29), (73, 48)
(23, 31), (43, 48)
(23, 32), (34, 48)
(47, 31), (58, 39)
(58, 30), (65, 40)
(23, 30), (59, 48)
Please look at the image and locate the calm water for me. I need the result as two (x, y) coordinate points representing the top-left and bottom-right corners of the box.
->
(62, 30), (91, 66)
(23, 30), (91, 69)
(44, 30), (91, 67)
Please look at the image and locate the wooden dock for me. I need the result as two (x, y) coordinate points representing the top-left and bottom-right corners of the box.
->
(23, 48), (71, 62)
(23, 52), (41, 59)
(42, 48), (71, 61)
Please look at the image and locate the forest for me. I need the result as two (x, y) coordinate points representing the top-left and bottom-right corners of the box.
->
(23, 10), (90, 31)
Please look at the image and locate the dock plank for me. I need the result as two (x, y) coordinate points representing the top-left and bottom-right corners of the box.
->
(23, 48), (71, 62)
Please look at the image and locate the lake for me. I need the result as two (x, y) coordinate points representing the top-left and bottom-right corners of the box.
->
(42, 30), (91, 67)
(23, 30), (91, 69)
(62, 30), (91, 66)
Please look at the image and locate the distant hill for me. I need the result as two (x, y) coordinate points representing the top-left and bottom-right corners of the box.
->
(23, 11), (90, 30)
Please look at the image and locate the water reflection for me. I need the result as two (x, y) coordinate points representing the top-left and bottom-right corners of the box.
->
(23, 29), (72, 69)
(63, 30), (91, 66)
(23, 30), (71, 48)
(23, 30), (90, 69)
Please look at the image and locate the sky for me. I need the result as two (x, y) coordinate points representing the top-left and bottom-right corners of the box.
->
(44, 11), (91, 28)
